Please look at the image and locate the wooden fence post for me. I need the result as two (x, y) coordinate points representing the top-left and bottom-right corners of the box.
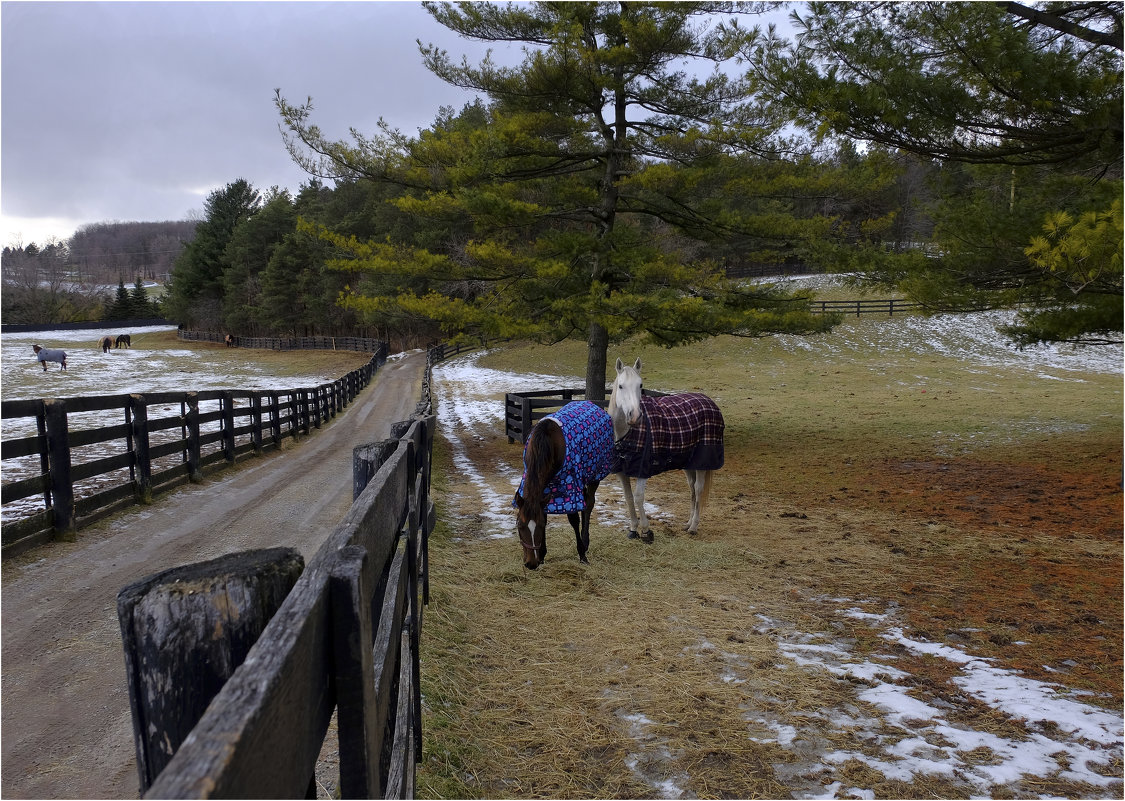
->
(299, 389), (311, 435)
(183, 393), (203, 483)
(129, 395), (153, 504)
(353, 439), (399, 501)
(520, 396), (532, 443)
(329, 546), (383, 798)
(269, 392), (282, 446)
(43, 399), (76, 542)
(221, 391), (236, 462)
(250, 394), (263, 452)
(116, 547), (304, 795)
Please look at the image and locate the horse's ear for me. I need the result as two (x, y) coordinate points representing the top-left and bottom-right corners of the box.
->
(615, 357), (624, 372)
(634, 358), (642, 372)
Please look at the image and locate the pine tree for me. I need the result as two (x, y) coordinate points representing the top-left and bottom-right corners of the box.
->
(278, 2), (858, 396)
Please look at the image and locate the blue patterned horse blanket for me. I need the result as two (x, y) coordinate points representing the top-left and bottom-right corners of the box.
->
(614, 393), (724, 479)
(514, 400), (615, 514)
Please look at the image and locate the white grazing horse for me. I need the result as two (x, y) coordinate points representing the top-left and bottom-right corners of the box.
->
(608, 358), (725, 542)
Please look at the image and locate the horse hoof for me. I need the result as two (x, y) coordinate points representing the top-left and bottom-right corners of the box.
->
(579, 555), (589, 564)
(627, 530), (639, 540)
(642, 532), (654, 544)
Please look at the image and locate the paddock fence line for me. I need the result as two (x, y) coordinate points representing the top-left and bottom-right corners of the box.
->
(117, 344), (440, 799)
(1, 343), (389, 559)
(504, 387), (668, 444)
(807, 298), (920, 316)
(178, 329), (387, 352)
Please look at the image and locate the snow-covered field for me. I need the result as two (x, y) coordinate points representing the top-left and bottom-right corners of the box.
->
(0, 325), (375, 522)
(1, 325), (356, 401)
(430, 303), (1122, 799)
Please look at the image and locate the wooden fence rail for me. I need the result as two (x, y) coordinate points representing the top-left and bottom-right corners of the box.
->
(117, 347), (440, 799)
(504, 387), (667, 444)
(808, 298), (919, 316)
(179, 330), (387, 352)
(1, 343), (389, 558)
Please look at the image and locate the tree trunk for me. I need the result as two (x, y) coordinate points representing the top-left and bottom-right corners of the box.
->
(585, 320), (609, 401)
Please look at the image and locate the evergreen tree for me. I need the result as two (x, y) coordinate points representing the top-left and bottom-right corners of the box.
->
(129, 277), (153, 318)
(104, 279), (132, 320)
(754, 1), (1123, 344)
(164, 179), (261, 328)
(221, 188), (297, 333)
(277, 2), (853, 396)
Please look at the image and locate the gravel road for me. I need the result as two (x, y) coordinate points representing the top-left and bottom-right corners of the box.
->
(1, 349), (426, 800)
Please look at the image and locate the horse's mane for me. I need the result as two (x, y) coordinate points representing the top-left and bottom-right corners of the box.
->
(520, 419), (563, 521)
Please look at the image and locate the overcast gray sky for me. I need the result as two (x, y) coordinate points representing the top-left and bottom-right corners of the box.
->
(2, 1), (794, 250)
(1, 1), (509, 248)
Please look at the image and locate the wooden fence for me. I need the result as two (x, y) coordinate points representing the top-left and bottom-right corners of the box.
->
(117, 347), (440, 799)
(504, 387), (667, 444)
(808, 298), (919, 316)
(0, 343), (389, 558)
(179, 330), (387, 352)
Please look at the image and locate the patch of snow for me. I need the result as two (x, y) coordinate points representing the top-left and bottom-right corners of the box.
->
(758, 600), (1124, 796)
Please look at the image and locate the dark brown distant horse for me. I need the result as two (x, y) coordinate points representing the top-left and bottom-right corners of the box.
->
(224, 334), (235, 348)
(99, 336), (113, 353)
(115, 334), (131, 348)
(512, 401), (614, 570)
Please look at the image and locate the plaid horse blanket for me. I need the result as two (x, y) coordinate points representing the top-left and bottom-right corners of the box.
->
(514, 400), (615, 514)
(614, 393), (724, 479)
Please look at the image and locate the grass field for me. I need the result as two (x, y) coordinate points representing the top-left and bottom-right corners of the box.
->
(418, 306), (1122, 799)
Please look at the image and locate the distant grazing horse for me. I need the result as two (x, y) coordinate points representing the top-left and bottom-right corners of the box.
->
(32, 344), (67, 372)
(224, 334), (235, 348)
(513, 400), (614, 570)
(608, 358), (724, 542)
(99, 336), (113, 353)
(115, 334), (131, 348)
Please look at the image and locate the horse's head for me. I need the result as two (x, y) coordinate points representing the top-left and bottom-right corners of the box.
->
(609, 357), (644, 441)
(514, 421), (566, 570)
(514, 491), (547, 570)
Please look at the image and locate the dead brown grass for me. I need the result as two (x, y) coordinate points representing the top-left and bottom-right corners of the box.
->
(418, 330), (1123, 799)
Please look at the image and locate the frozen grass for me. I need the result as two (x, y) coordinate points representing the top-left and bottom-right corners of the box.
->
(419, 306), (1122, 799)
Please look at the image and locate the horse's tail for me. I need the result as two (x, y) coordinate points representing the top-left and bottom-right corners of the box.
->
(698, 470), (713, 516)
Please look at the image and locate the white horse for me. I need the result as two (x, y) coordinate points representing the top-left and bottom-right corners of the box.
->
(608, 358), (725, 542)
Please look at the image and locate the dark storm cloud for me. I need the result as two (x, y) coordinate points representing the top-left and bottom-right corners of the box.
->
(1, 1), (496, 245)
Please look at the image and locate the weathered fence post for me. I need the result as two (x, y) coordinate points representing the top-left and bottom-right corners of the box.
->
(117, 547), (304, 794)
(43, 399), (76, 542)
(329, 545), (383, 798)
(129, 395), (153, 504)
(269, 392), (282, 446)
(353, 439), (399, 501)
(183, 393), (203, 483)
(251, 394), (263, 453)
(520, 396), (532, 443)
(299, 389), (311, 435)
(221, 391), (236, 462)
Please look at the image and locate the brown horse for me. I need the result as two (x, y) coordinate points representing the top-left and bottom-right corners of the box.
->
(224, 334), (235, 348)
(115, 334), (131, 348)
(99, 336), (113, 353)
(512, 401), (614, 570)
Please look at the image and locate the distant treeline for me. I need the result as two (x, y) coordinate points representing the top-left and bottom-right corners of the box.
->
(1, 221), (195, 326)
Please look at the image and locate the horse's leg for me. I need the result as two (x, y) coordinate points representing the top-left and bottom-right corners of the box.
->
(575, 481), (598, 563)
(618, 473), (640, 539)
(567, 510), (588, 564)
(684, 469), (700, 532)
(632, 477), (652, 543)
(688, 471), (712, 534)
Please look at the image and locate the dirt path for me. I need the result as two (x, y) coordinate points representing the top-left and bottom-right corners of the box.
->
(1, 350), (426, 800)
